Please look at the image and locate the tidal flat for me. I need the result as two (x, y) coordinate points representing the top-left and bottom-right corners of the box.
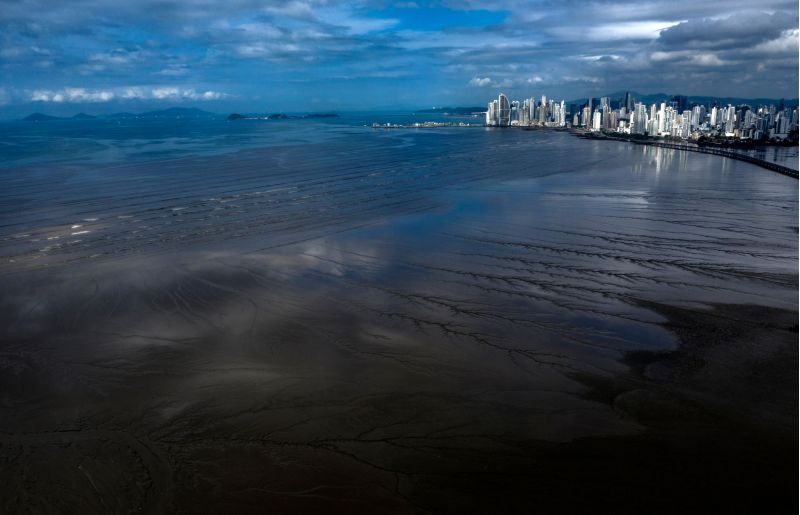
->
(0, 124), (797, 513)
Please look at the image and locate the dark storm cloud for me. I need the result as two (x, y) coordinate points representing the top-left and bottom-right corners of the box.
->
(657, 12), (795, 50)
(0, 0), (796, 113)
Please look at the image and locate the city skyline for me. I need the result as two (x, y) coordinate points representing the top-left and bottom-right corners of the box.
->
(482, 90), (798, 141)
(1, 0), (798, 117)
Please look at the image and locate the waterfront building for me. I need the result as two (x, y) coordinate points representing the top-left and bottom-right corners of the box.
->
(592, 111), (602, 131)
(486, 100), (498, 126)
(498, 93), (510, 127)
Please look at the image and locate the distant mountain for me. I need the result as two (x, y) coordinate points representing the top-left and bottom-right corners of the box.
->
(684, 95), (799, 107)
(267, 113), (290, 119)
(415, 106), (485, 114)
(227, 113), (247, 120)
(19, 107), (219, 122)
(107, 112), (138, 119)
(138, 107), (216, 118)
(22, 112), (62, 121)
(569, 91), (798, 107)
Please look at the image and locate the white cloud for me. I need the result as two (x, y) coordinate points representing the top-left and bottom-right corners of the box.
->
(651, 50), (728, 66)
(264, 1), (316, 21)
(584, 20), (684, 41)
(30, 90), (51, 102)
(28, 86), (228, 103)
(469, 77), (492, 87)
(237, 22), (283, 39)
(150, 87), (226, 100)
(31, 88), (116, 102)
(156, 64), (190, 77)
(749, 28), (799, 55)
(688, 53), (726, 66)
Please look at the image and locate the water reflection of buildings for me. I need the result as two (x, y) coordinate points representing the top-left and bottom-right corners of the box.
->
(641, 144), (678, 176)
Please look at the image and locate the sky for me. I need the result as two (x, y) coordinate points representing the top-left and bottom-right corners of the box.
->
(0, 0), (798, 115)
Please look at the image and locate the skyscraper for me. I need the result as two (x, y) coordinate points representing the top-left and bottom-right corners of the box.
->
(498, 93), (510, 127)
(485, 100), (496, 126)
(672, 95), (688, 113)
(632, 102), (647, 135)
(724, 105), (736, 134)
(624, 91), (634, 112)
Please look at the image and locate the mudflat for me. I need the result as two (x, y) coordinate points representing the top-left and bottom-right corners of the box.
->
(1, 128), (796, 513)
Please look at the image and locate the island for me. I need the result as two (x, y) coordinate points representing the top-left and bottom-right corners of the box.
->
(22, 112), (63, 121)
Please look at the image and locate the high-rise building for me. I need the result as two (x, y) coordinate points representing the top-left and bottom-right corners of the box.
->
(632, 102), (647, 135)
(485, 100), (497, 126)
(592, 111), (602, 131)
(521, 99), (531, 125)
(724, 105), (736, 134)
(624, 91), (634, 112)
(498, 93), (510, 127)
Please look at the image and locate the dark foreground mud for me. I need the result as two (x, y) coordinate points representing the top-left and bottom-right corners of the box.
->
(1, 301), (795, 514)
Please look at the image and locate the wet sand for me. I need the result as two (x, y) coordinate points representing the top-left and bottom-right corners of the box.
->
(0, 128), (797, 513)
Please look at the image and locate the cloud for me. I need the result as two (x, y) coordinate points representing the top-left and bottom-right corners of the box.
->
(0, 0), (797, 109)
(264, 1), (317, 21)
(469, 77), (492, 87)
(31, 88), (115, 102)
(156, 64), (190, 77)
(565, 20), (683, 42)
(656, 11), (794, 49)
(28, 86), (229, 103)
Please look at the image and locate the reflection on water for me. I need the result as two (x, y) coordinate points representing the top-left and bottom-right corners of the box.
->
(732, 145), (799, 170)
(0, 127), (797, 513)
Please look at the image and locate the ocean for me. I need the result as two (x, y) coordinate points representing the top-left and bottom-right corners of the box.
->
(0, 114), (797, 513)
